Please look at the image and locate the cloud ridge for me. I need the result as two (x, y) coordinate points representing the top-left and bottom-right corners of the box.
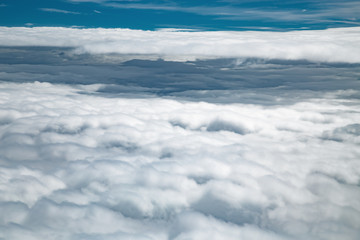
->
(0, 27), (360, 62)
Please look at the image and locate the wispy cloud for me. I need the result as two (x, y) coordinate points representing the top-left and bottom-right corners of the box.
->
(66, 0), (360, 26)
(39, 8), (81, 15)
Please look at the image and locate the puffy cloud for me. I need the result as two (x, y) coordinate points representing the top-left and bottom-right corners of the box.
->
(0, 39), (360, 239)
(0, 167), (65, 207)
(0, 27), (360, 62)
(0, 71), (359, 239)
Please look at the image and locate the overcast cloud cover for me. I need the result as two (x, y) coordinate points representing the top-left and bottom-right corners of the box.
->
(1, 24), (360, 240)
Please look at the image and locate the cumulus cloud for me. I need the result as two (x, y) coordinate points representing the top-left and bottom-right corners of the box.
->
(0, 67), (359, 239)
(0, 27), (360, 62)
(0, 31), (360, 239)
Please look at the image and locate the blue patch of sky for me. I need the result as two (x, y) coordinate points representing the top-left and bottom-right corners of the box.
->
(0, 0), (359, 31)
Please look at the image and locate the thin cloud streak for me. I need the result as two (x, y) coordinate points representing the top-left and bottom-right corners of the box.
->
(68, 0), (360, 26)
(39, 8), (81, 14)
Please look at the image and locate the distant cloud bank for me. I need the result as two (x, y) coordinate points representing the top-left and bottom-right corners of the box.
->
(0, 27), (360, 63)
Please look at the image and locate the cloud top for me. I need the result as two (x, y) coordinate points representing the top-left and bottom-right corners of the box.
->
(0, 80), (359, 240)
(1, 27), (360, 63)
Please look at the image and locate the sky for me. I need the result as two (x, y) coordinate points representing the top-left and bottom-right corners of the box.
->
(1, 1), (360, 240)
(1, 0), (360, 30)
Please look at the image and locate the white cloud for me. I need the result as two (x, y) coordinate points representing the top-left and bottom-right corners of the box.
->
(0, 78), (359, 239)
(39, 8), (81, 14)
(0, 167), (65, 207)
(0, 39), (359, 238)
(0, 27), (360, 63)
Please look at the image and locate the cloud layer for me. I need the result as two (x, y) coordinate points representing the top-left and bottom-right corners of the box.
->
(1, 61), (360, 239)
(1, 27), (360, 62)
(1, 31), (360, 239)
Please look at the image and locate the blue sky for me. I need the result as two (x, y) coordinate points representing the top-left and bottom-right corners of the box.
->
(1, 0), (360, 30)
